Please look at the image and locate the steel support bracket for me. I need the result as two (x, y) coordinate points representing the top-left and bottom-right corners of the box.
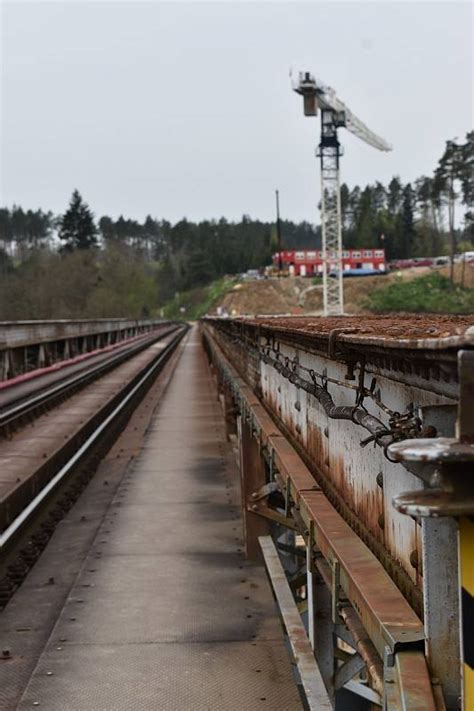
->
(334, 651), (366, 690)
(247, 502), (298, 530)
(250, 481), (279, 503)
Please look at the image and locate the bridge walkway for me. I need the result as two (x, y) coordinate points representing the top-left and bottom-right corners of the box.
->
(18, 326), (301, 710)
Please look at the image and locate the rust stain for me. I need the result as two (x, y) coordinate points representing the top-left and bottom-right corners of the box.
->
(306, 421), (329, 480)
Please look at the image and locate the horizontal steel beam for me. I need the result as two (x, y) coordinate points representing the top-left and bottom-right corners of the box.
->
(0, 319), (166, 350)
(259, 535), (332, 710)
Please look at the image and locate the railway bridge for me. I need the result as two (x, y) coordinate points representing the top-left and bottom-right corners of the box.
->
(0, 316), (473, 710)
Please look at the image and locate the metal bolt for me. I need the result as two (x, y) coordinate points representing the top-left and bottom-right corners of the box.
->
(251, 492), (258, 499)
(251, 504), (258, 511)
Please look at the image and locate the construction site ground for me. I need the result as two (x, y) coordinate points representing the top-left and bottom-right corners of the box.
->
(215, 264), (474, 317)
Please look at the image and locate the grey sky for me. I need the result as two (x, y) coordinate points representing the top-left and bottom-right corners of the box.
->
(1, 1), (472, 224)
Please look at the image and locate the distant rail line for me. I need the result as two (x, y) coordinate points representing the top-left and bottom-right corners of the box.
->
(0, 322), (187, 607)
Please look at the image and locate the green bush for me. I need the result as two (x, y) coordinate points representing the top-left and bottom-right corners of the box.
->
(365, 273), (474, 314)
(162, 277), (235, 320)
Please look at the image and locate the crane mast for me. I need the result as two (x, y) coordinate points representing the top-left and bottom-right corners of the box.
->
(292, 72), (391, 316)
(319, 109), (344, 316)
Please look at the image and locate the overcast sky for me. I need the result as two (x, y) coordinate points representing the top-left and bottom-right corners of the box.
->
(1, 1), (472, 224)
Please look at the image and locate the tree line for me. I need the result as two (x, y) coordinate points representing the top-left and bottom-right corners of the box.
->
(340, 131), (473, 260)
(0, 131), (472, 318)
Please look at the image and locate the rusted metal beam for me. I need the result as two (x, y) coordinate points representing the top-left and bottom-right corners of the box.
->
(238, 416), (270, 562)
(246, 502), (298, 530)
(387, 650), (439, 711)
(299, 489), (424, 658)
(339, 605), (384, 697)
(259, 535), (332, 710)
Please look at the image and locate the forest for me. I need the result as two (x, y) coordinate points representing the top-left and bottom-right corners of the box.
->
(0, 132), (472, 320)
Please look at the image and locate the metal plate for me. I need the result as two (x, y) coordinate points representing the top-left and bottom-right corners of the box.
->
(19, 641), (298, 711)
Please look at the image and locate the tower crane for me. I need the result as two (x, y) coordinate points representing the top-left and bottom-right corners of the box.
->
(292, 72), (392, 316)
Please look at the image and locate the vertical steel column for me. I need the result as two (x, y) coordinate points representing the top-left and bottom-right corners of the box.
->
(237, 415), (270, 562)
(422, 517), (461, 708)
(312, 572), (336, 704)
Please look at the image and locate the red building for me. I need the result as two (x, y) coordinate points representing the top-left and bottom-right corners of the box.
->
(273, 248), (386, 276)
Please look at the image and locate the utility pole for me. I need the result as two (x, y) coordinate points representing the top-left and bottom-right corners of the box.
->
(275, 190), (283, 274)
(292, 72), (392, 316)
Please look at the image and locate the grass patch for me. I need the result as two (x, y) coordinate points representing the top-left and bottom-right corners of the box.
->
(162, 277), (236, 320)
(365, 273), (474, 314)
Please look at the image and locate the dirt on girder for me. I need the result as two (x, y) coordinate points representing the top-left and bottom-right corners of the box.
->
(244, 314), (474, 344)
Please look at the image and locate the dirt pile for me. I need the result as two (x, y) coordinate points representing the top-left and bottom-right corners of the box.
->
(218, 278), (309, 316)
(212, 264), (474, 317)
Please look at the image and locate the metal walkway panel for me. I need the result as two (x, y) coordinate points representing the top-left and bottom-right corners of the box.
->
(18, 327), (301, 710)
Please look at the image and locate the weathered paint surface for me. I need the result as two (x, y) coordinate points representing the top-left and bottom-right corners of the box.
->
(207, 321), (457, 595)
(259, 340), (455, 588)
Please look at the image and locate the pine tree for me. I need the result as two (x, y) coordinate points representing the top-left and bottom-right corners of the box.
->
(400, 184), (416, 258)
(434, 140), (465, 282)
(59, 190), (98, 251)
(461, 131), (474, 239)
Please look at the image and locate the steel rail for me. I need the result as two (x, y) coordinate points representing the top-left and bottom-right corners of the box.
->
(0, 326), (187, 551)
(0, 325), (179, 432)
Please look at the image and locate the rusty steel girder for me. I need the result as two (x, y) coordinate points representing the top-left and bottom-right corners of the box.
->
(202, 316), (474, 710)
(0, 318), (170, 380)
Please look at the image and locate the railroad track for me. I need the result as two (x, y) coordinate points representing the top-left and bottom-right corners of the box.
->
(0, 323), (188, 607)
(0, 323), (180, 435)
